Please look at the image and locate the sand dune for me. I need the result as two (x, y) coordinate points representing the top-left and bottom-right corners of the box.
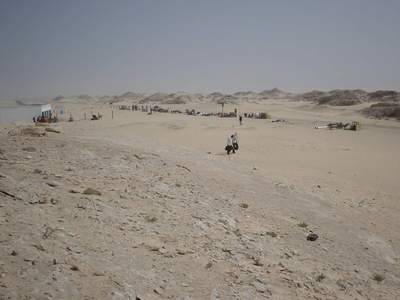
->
(46, 88), (400, 120)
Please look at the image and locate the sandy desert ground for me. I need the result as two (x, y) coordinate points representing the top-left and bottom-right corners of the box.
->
(0, 101), (399, 299)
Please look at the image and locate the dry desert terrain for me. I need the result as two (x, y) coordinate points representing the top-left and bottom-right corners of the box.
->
(0, 101), (399, 299)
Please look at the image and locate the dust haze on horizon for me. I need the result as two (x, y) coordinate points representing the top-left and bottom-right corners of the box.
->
(0, 0), (399, 99)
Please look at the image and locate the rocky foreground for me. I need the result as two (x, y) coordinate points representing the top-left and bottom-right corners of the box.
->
(0, 125), (399, 299)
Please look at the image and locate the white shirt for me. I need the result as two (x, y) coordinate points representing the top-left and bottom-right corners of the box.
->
(226, 136), (233, 146)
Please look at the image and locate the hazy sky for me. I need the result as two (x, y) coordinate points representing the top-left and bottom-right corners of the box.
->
(0, 0), (399, 99)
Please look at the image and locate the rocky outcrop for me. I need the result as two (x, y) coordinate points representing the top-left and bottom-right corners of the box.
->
(50, 89), (400, 106)
(367, 90), (400, 103)
(296, 89), (369, 106)
(258, 88), (293, 99)
(362, 103), (400, 119)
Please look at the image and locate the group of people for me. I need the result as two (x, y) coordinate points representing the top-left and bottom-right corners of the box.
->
(225, 132), (239, 155)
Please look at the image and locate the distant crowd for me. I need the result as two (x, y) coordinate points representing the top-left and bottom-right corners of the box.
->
(115, 104), (269, 120)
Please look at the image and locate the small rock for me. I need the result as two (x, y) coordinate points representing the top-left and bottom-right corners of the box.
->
(153, 288), (163, 295)
(316, 274), (325, 282)
(222, 248), (233, 254)
(307, 233), (319, 241)
(144, 215), (158, 223)
(33, 244), (45, 251)
(274, 182), (287, 188)
(38, 198), (48, 204)
(266, 231), (278, 238)
(24, 258), (36, 265)
(29, 199), (39, 205)
(298, 222), (308, 228)
(148, 245), (160, 252)
(70, 265), (79, 271)
(93, 271), (105, 276)
(372, 273), (385, 283)
(45, 127), (61, 133)
(205, 262), (213, 269)
(53, 258), (57, 265)
(42, 226), (56, 239)
(83, 188), (101, 196)
(158, 247), (168, 255)
(176, 248), (188, 255)
(336, 279), (347, 290)
(47, 182), (59, 188)
(22, 146), (36, 152)
(284, 252), (292, 259)
(239, 203), (249, 209)
(253, 257), (264, 266)
(253, 279), (269, 294)
(77, 203), (86, 209)
(33, 168), (43, 174)
(11, 250), (18, 256)
(69, 189), (80, 194)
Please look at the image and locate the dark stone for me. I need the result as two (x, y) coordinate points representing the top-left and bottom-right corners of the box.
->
(239, 203), (249, 209)
(307, 233), (319, 241)
(70, 265), (79, 271)
(22, 146), (36, 152)
(83, 187), (101, 196)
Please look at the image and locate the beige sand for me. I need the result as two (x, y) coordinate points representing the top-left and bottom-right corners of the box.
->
(0, 100), (399, 299)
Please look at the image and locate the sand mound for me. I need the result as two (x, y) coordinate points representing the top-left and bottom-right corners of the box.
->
(258, 88), (293, 99)
(362, 103), (400, 119)
(296, 90), (368, 106)
(368, 90), (400, 103)
(206, 93), (238, 104)
(48, 88), (400, 108)
(296, 89), (400, 106)
(138, 93), (203, 104)
(7, 126), (46, 137)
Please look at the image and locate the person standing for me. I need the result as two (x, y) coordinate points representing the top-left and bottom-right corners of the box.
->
(232, 132), (239, 151)
(225, 135), (234, 155)
(239, 115), (243, 126)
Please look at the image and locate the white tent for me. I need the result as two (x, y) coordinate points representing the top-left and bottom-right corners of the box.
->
(41, 104), (52, 118)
